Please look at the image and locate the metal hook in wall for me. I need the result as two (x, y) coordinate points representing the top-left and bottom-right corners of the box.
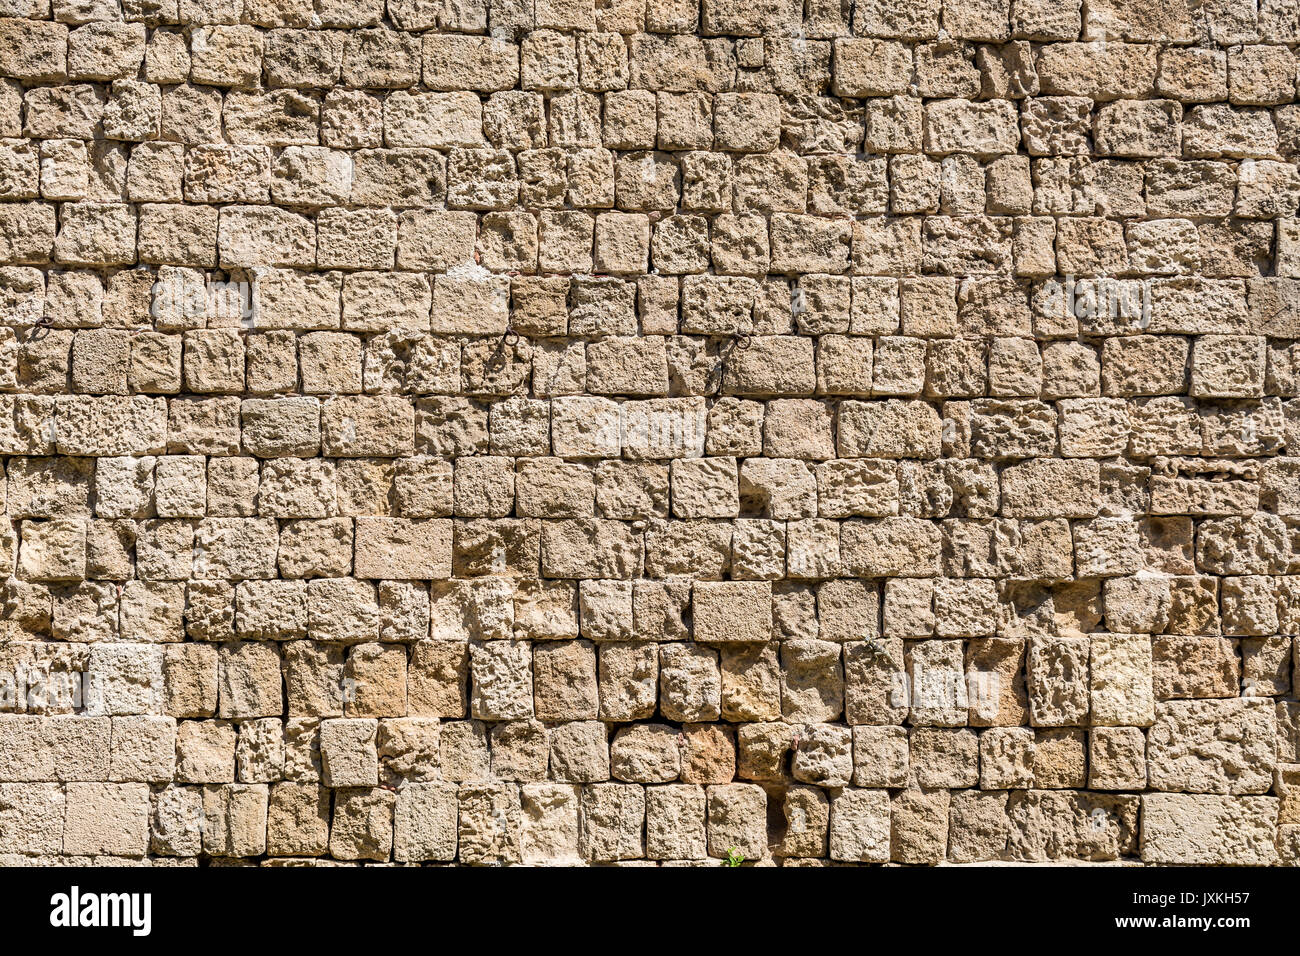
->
(709, 331), (754, 391)
(486, 324), (520, 372)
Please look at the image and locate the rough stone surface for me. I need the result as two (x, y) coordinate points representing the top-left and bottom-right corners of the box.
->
(0, 0), (1293, 867)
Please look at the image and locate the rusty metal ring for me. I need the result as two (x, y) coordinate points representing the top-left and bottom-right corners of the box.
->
(29, 315), (53, 340)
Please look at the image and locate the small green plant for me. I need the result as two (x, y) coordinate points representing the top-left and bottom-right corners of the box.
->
(725, 846), (745, 867)
(862, 637), (889, 658)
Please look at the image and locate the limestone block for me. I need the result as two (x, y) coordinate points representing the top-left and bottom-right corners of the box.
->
(1141, 794), (1277, 865)
(1147, 699), (1276, 794)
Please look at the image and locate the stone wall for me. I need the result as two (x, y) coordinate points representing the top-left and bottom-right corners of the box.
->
(0, 0), (1296, 865)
